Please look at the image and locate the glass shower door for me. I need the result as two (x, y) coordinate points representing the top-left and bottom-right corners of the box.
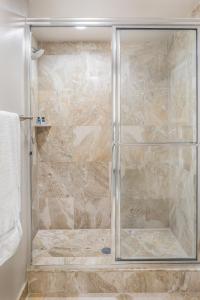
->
(115, 28), (197, 260)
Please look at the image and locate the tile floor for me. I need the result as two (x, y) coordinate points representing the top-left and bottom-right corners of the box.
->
(32, 228), (189, 265)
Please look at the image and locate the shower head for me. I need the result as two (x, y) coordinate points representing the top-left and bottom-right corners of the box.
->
(31, 47), (45, 60)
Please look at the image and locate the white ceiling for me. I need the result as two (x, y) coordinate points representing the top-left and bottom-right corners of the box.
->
(30, 0), (200, 43)
(1, 0), (27, 16)
(28, 0), (199, 18)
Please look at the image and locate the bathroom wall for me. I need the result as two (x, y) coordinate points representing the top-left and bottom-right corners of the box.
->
(33, 41), (112, 230)
(0, 2), (31, 300)
(27, 0), (199, 19)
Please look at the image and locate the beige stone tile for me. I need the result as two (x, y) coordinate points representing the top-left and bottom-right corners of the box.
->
(72, 162), (110, 228)
(28, 267), (200, 296)
(120, 146), (169, 229)
(38, 161), (110, 229)
(121, 88), (169, 129)
(39, 197), (74, 229)
(38, 162), (71, 199)
(32, 229), (111, 260)
(36, 126), (73, 163)
(71, 93), (111, 127)
(192, 2), (200, 17)
(26, 298), (43, 300)
(73, 126), (111, 162)
(39, 41), (111, 55)
(120, 144), (196, 258)
(74, 196), (111, 229)
(120, 228), (188, 259)
(26, 295), (200, 300)
(38, 54), (86, 92)
(38, 161), (109, 199)
(117, 294), (200, 300)
(120, 31), (196, 144)
(121, 195), (169, 229)
(168, 146), (196, 257)
(32, 255), (66, 265)
(38, 90), (73, 127)
(121, 125), (169, 143)
(143, 88), (169, 127)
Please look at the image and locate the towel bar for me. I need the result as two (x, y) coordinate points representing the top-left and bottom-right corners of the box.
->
(19, 115), (33, 121)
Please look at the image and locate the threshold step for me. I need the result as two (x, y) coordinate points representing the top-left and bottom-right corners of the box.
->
(28, 266), (200, 297)
(26, 293), (200, 300)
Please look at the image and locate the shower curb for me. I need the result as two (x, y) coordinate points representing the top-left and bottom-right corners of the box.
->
(28, 265), (200, 297)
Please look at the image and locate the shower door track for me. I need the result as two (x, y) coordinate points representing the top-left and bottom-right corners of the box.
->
(26, 18), (200, 264)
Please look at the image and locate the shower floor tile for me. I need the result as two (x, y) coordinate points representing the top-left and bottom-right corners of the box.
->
(121, 228), (189, 259)
(32, 228), (189, 265)
(32, 229), (113, 265)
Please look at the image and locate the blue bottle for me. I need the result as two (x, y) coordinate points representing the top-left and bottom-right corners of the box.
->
(36, 117), (41, 125)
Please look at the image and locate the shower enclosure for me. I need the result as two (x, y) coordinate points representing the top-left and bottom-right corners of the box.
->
(29, 21), (199, 265)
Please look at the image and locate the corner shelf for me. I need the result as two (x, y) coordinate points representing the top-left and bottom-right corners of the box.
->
(34, 124), (51, 128)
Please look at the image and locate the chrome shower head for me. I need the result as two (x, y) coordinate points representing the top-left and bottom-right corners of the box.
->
(31, 48), (45, 60)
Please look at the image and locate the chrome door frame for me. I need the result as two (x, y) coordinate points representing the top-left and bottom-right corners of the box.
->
(113, 25), (199, 262)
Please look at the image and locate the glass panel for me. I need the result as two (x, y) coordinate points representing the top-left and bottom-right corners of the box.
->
(120, 29), (197, 143)
(117, 29), (197, 260)
(120, 144), (197, 260)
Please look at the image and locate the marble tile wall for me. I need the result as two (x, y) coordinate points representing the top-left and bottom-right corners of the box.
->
(35, 42), (112, 230)
(167, 30), (197, 257)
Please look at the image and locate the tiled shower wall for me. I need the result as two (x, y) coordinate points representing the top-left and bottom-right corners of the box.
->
(33, 42), (112, 231)
(167, 30), (196, 256)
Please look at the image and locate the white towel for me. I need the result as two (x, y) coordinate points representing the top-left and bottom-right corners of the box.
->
(0, 111), (22, 266)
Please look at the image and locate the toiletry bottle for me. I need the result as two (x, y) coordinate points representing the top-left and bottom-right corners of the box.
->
(36, 117), (41, 125)
(41, 117), (46, 125)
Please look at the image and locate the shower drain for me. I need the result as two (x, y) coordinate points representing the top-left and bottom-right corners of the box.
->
(101, 247), (111, 254)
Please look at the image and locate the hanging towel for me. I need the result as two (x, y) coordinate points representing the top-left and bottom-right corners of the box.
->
(0, 111), (22, 266)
